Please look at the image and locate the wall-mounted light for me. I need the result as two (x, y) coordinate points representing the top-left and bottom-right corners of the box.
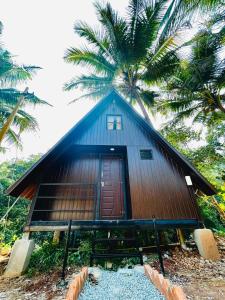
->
(185, 176), (193, 186)
(110, 147), (115, 151)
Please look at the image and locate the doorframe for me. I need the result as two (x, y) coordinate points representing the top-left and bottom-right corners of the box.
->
(95, 153), (127, 220)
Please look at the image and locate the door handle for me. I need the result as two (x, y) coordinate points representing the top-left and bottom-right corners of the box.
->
(101, 181), (104, 187)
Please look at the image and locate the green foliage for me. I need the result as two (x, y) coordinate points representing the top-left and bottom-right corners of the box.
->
(68, 240), (92, 266)
(27, 239), (92, 277)
(0, 23), (50, 150)
(198, 196), (224, 232)
(27, 241), (64, 277)
(159, 11), (225, 127)
(0, 155), (41, 244)
(161, 122), (225, 233)
(64, 0), (180, 123)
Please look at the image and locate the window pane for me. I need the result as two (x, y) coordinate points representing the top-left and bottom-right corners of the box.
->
(107, 115), (122, 130)
(116, 118), (121, 129)
(140, 149), (153, 160)
(108, 116), (114, 122)
(107, 122), (114, 130)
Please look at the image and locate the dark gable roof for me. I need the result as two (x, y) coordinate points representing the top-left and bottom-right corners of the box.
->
(7, 89), (216, 197)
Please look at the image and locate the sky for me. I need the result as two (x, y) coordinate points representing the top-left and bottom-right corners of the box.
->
(0, 0), (135, 161)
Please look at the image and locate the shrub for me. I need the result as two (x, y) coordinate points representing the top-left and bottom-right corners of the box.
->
(27, 239), (92, 277)
(27, 241), (64, 277)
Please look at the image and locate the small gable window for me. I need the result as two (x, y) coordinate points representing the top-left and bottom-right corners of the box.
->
(107, 115), (122, 130)
(140, 149), (153, 160)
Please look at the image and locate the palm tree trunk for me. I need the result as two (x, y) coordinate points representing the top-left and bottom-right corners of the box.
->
(0, 87), (28, 145)
(136, 96), (153, 126)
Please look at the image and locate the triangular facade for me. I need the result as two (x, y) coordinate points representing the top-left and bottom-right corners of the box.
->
(7, 90), (215, 229)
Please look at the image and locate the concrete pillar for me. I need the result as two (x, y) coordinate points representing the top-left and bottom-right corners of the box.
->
(53, 230), (61, 244)
(22, 231), (31, 240)
(194, 228), (220, 260)
(4, 238), (35, 277)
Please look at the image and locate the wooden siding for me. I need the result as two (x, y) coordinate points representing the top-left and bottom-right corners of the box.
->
(76, 101), (151, 146)
(30, 98), (200, 222)
(33, 154), (99, 221)
(74, 100), (200, 220)
(127, 146), (199, 219)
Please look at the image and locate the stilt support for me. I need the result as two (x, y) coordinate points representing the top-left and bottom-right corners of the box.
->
(176, 228), (187, 249)
(53, 230), (61, 244)
(153, 219), (165, 275)
(61, 219), (72, 280)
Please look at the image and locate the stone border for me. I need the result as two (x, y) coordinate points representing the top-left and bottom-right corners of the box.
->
(144, 264), (187, 300)
(66, 267), (88, 300)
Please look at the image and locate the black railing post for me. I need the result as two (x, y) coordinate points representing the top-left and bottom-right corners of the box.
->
(153, 218), (165, 275)
(61, 219), (72, 280)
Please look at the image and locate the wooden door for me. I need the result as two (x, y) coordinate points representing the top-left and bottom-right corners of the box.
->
(100, 156), (125, 219)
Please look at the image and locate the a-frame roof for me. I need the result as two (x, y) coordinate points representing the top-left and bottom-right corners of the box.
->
(7, 89), (216, 197)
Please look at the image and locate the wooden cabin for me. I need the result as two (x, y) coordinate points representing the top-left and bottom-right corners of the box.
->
(7, 90), (216, 233)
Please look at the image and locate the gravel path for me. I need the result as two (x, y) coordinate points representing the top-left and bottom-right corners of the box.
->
(79, 267), (165, 300)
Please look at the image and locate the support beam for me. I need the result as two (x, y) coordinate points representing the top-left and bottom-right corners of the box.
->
(53, 230), (61, 244)
(24, 218), (200, 232)
(61, 220), (72, 280)
(153, 219), (165, 275)
(176, 228), (188, 250)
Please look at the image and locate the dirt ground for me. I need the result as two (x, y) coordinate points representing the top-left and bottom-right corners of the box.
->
(153, 235), (225, 300)
(0, 236), (224, 300)
(0, 264), (79, 300)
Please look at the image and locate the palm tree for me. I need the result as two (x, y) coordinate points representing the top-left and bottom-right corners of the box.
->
(0, 24), (50, 149)
(64, 0), (179, 124)
(159, 0), (224, 40)
(159, 12), (225, 127)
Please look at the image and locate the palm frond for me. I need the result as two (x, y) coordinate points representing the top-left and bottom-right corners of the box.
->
(14, 109), (39, 132)
(74, 21), (114, 61)
(68, 88), (112, 104)
(126, 0), (161, 62)
(0, 88), (51, 107)
(64, 47), (115, 75)
(149, 35), (177, 63)
(0, 88), (21, 105)
(0, 65), (40, 86)
(144, 51), (179, 84)
(23, 91), (51, 106)
(5, 128), (22, 149)
(94, 1), (129, 64)
(64, 74), (113, 91)
(159, 0), (222, 41)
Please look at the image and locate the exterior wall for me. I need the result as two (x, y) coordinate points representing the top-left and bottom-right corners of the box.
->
(74, 100), (200, 220)
(33, 154), (99, 221)
(31, 99), (200, 222)
(127, 145), (199, 219)
(76, 101), (151, 146)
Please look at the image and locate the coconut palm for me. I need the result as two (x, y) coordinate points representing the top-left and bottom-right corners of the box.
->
(64, 0), (179, 124)
(159, 12), (225, 127)
(0, 24), (50, 149)
(160, 0), (224, 40)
